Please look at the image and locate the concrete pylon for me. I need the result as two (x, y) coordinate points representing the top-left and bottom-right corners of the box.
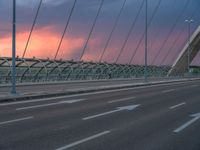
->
(168, 26), (200, 76)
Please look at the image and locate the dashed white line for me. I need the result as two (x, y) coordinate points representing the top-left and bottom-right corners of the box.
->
(55, 131), (111, 150)
(0, 116), (34, 126)
(170, 102), (186, 109)
(0, 96), (83, 106)
(162, 89), (175, 93)
(108, 96), (136, 103)
(59, 99), (86, 104)
(16, 99), (85, 110)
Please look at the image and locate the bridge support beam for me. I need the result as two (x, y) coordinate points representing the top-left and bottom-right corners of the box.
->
(168, 26), (200, 76)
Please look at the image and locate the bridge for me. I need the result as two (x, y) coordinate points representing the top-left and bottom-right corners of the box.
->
(169, 25), (200, 76)
(0, 0), (200, 150)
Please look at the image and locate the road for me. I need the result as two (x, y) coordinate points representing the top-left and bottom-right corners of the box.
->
(0, 80), (200, 150)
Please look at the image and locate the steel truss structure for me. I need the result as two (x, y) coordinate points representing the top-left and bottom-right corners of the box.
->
(0, 57), (170, 84)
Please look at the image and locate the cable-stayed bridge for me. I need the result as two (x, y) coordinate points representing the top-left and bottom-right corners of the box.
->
(0, 1), (200, 149)
(0, 0), (200, 84)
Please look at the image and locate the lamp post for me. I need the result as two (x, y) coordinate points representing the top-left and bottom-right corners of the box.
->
(11, 0), (17, 94)
(144, 0), (148, 82)
(185, 19), (194, 76)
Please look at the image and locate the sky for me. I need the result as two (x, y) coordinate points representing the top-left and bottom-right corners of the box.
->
(0, 0), (200, 65)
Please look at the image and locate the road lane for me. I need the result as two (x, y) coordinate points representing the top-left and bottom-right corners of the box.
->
(0, 81), (199, 150)
(0, 80), (199, 124)
(0, 80), (199, 109)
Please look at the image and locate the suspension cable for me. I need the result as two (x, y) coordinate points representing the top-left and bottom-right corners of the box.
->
(115, 0), (145, 64)
(22, 0), (42, 58)
(99, 0), (127, 62)
(128, 0), (162, 64)
(160, 3), (198, 65)
(79, 0), (104, 61)
(149, 0), (177, 65)
(151, 0), (191, 65)
(54, 0), (77, 60)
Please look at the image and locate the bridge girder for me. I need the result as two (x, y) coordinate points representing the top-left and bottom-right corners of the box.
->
(168, 26), (200, 76)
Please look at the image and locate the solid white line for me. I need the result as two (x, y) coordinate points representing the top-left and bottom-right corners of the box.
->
(16, 102), (61, 110)
(16, 99), (85, 110)
(55, 131), (111, 150)
(174, 117), (200, 133)
(0, 116), (34, 126)
(162, 89), (175, 93)
(170, 102), (186, 109)
(108, 97), (136, 103)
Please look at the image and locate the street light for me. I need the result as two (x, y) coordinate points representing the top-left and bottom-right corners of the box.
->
(144, 0), (148, 82)
(185, 19), (194, 76)
(11, 0), (17, 94)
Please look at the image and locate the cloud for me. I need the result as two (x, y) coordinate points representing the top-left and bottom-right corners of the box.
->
(0, 26), (85, 60)
(0, 0), (200, 65)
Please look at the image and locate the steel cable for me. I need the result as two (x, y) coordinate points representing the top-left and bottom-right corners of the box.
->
(114, 0), (145, 64)
(22, 0), (42, 58)
(159, 4), (198, 66)
(79, 0), (104, 61)
(128, 0), (162, 64)
(99, 0), (127, 62)
(54, 0), (77, 60)
(151, 0), (191, 65)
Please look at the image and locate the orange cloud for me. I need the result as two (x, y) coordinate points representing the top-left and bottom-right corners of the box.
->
(0, 27), (85, 60)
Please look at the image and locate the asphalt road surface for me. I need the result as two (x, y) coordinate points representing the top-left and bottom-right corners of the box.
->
(0, 80), (200, 150)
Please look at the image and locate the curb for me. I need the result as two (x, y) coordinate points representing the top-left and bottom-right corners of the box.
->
(0, 78), (199, 103)
(0, 77), (178, 88)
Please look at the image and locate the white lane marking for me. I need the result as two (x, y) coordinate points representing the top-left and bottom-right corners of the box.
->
(16, 99), (85, 110)
(59, 99), (86, 104)
(54, 126), (70, 131)
(162, 89), (175, 93)
(82, 104), (140, 120)
(170, 102), (186, 109)
(108, 96), (136, 104)
(174, 113), (200, 133)
(0, 116), (34, 126)
(0, 96), (83, 106)
(56, 131), (110, 150)
(0, 80), (191, 106)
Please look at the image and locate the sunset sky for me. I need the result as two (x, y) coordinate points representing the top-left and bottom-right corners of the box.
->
(0, 0), (200, 65)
